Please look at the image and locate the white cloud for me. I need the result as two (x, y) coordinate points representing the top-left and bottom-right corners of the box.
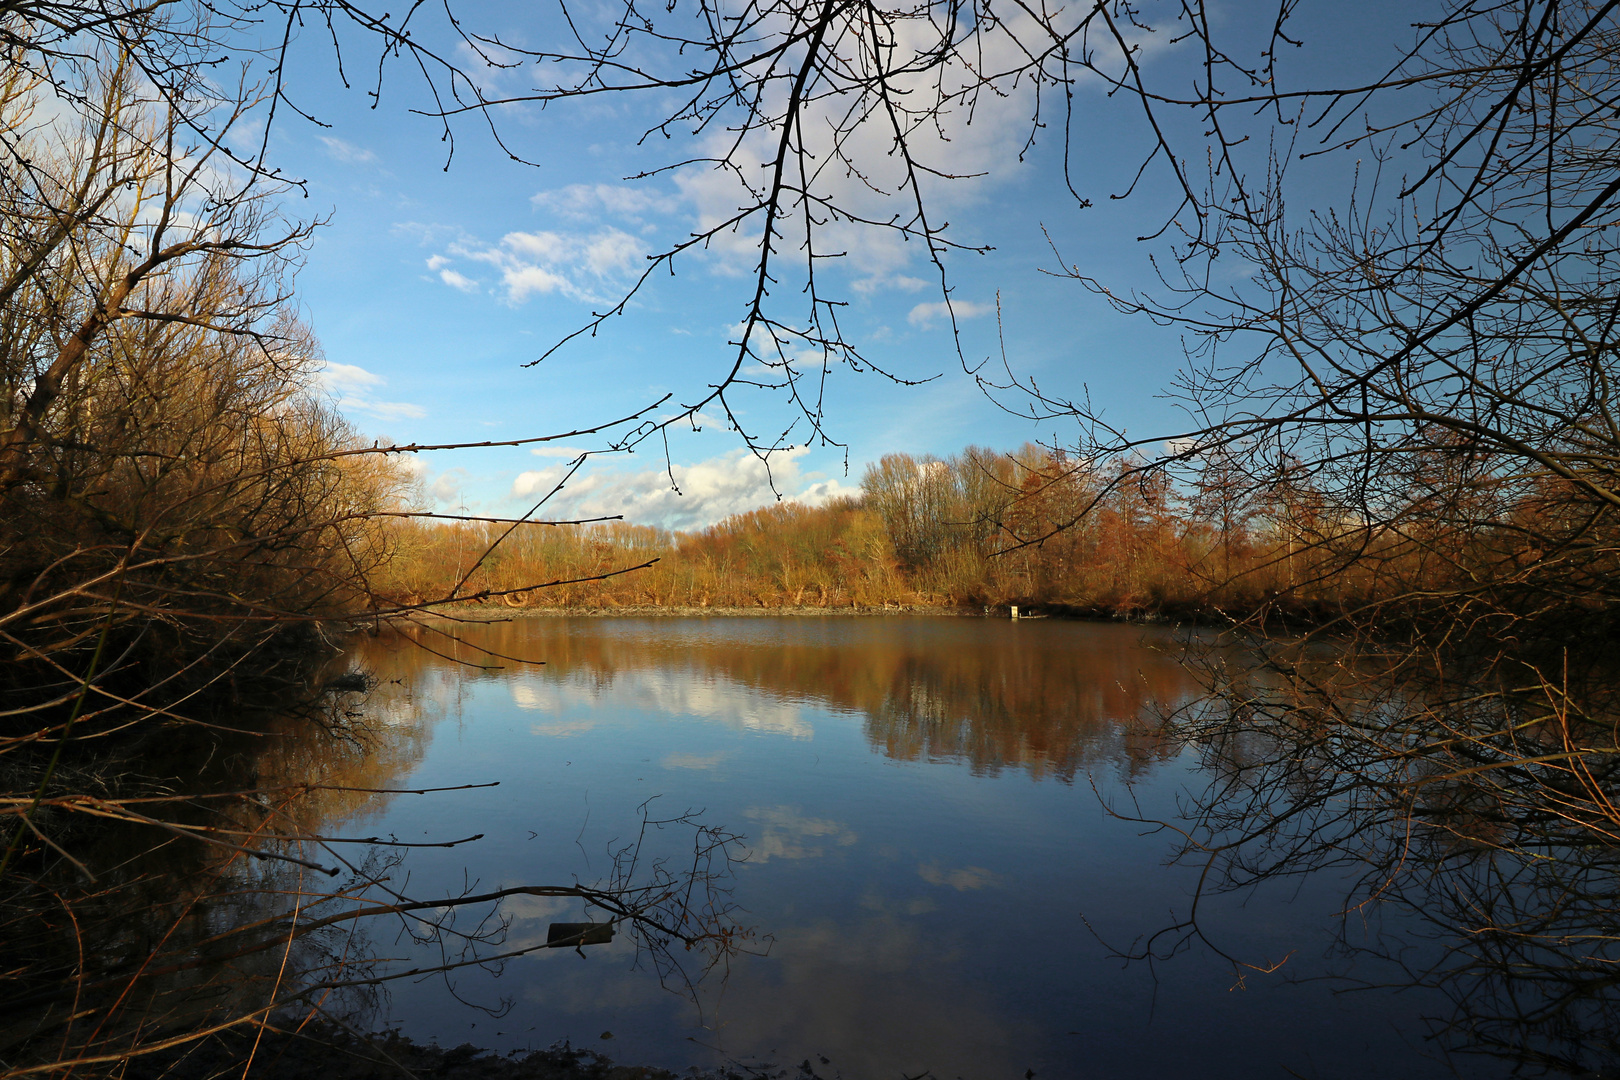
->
(685, 410), (725, 430)
(320, 362), (384, 394)
(438, 267), (480, 293)
(318, 136), (377, 164)
(906, 300), (995, 329)
(430, 467), (469, 505)
(317, 362), (426, 421)
(448, 228), (644, 304)
(509, 446), (860, 531)
(396, 455), (430, 480)
(532, 183), (680, 222)
(499, 263), (573, 300)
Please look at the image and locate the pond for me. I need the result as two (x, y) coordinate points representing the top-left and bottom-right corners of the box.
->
(318, 616), (1507, 1079)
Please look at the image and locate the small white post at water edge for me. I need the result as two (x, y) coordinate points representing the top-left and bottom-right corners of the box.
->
(1010, 605), (1019, 620)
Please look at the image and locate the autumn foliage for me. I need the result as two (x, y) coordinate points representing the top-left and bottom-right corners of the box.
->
(372, 443), (1404, 620)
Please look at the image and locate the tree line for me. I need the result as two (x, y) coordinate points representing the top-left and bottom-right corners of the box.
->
(374, 442), (1420, 620)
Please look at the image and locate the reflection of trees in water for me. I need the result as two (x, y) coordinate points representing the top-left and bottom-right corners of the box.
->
(2, 655), (749, 1078)
(398, 618), (1206, 781)
(384, 611), (1620, 1071)
(1129, 644), (1620, 1076)
(1, 684), (431, 1075)
(864, 642), (1199, 781)
(1384, 842), (1620, 1072)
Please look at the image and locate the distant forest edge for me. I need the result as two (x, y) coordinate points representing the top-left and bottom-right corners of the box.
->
(372, 443), (1460, 623)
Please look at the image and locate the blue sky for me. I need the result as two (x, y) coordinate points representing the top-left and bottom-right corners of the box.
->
(258, 2), (1408, 530)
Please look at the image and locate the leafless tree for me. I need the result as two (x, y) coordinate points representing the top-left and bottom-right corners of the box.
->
(3, 0), (1265, 468)
(1018, 6), (1620, 1071)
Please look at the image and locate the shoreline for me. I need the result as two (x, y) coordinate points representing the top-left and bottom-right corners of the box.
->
(380, 601), (1221, 626)
(369, 599), (1355, 634)
(414, 602), (976, 619)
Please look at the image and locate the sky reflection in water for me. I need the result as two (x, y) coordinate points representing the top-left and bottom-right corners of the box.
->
(331, 617), (1493, 1080)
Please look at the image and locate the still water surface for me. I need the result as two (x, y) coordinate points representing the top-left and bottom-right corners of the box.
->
(333, 616), (1488, 1079)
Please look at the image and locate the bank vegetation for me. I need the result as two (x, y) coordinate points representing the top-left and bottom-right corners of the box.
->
(369, 442), (1451, 625)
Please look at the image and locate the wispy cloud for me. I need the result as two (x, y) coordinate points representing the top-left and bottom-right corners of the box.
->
(906, 300), (995, 329)
(854, 274), (929, 296)
(318, 136), (377, 164)
(318, 362), (425, 421)
(321, 362), (383, 393)
(533, 183), (680, 223)
(437, 267), (479, 293)
(428, 467), (469, 506)
(359, 401), (429, 422)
